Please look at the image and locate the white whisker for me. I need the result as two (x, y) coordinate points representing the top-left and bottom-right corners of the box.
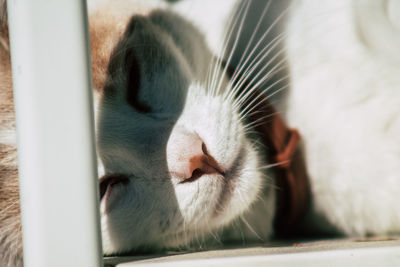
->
(227, 33), (286, 103)
(239, 215), (264, 241)
(208, 0), (248, 96)
(234, 66), (288, 112)
(232, 0), (273, 81)
(240, 83), (290, 122)
(242, 112), (279, 131)
(226, 4), (291, 101)
(237, 75), (289, 119)
(215, 0), (252, 97)
(232, 46), (288, 109)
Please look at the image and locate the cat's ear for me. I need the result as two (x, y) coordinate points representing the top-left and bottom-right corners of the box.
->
(122, 17), (151, 113)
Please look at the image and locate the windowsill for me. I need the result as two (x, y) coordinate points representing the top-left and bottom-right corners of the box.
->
(104, 236), (400, 266)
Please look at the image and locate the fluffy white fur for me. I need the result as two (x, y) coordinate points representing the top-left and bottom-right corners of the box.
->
(285, 0), (400, 235)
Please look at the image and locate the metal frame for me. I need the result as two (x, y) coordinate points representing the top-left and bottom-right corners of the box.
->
(7, 0), (103, 266)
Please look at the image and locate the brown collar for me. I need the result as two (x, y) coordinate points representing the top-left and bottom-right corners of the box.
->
(246, 96), (310, 235)
(224, 62), (311, 235)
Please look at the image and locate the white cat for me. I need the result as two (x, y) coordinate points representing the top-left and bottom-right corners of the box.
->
(1, 0), (400, 266)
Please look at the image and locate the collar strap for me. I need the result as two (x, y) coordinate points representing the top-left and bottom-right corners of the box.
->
(247, 98), (310, 235)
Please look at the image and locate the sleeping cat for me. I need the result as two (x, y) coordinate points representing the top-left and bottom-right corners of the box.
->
(1, 0), (400, 266)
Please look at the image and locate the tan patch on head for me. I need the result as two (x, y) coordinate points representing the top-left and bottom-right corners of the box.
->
(89, 2), (156, 93)
(89, 12), (127, 93)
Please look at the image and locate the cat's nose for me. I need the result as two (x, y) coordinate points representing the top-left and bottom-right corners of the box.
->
(168, 133), (224, 182)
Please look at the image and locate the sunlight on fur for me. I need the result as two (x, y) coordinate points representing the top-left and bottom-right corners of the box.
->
(1, 0), (400, 266)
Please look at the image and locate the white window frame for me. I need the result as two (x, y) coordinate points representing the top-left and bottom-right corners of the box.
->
(7, 0), (103, 266)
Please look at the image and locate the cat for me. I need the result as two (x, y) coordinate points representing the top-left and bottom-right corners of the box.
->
(1, 0), (400, 266)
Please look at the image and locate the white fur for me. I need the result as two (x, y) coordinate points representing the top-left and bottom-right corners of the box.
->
(285, 0), (400, 235)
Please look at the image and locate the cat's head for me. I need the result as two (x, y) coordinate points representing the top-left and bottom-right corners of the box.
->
(96, 10), (270, 254)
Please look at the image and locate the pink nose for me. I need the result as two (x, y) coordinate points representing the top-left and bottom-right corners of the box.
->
(168, 133), (223, 182)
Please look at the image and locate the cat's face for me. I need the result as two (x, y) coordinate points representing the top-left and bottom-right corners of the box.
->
(96, 11), (265, 254)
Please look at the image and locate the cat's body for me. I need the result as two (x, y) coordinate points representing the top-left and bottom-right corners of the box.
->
(1, 0), (400, 266)
(285, 0), (400, 236)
